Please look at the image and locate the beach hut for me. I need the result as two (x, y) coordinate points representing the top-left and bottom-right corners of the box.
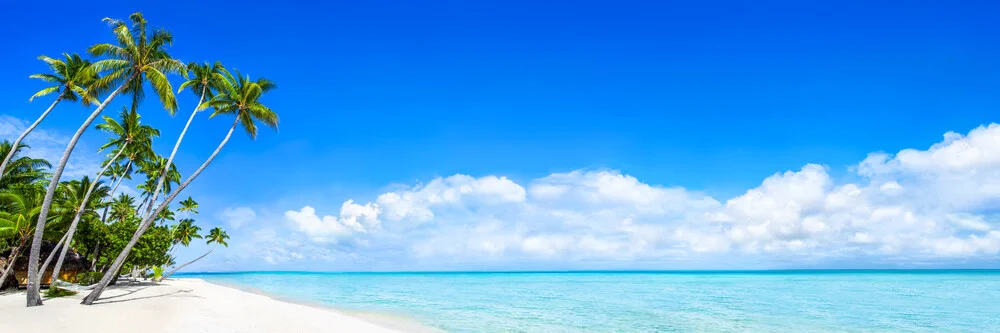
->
(1, 241), (91, 288)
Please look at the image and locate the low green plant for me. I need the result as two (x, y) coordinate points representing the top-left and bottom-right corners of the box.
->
(44, 286), (77, 298)
(152, 266), (164, 281)
(75, 272), (102, 285)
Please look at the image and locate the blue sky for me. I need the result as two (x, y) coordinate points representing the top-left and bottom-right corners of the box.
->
(2, 0), (1000, 271)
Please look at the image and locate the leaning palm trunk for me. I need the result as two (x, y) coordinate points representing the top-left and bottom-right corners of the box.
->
(159, 247), (213, 282)
(101, 159), (131, 222)
(143, 86), (207, 218)
(0, 97), (63, 182)
(82, 118), (239, 305)
(0, 241), (27, 289)
(49, 144), (126, 283)
(27, 76), (132, 307)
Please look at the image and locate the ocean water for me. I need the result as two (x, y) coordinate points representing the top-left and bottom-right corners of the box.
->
(179, 270), (1000, 332)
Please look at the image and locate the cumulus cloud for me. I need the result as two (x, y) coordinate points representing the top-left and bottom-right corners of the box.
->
(219, 207), (257, 229)
(275, 124), (1000, 266)
(0, 115), (101, 178)
(285, 201), (380, 243)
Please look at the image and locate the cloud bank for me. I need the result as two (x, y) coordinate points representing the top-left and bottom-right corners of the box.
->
(255, 124), (1000, 268)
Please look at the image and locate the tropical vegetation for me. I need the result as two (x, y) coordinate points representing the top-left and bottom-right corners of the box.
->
(0, 12), (278, 308)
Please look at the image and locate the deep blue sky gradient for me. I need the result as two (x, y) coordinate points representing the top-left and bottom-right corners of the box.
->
(1, 1), (999, 269)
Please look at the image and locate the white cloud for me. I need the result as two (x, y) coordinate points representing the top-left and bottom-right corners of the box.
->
(219, 207), (257, 229)
(0, 115), (101, 178)
(285, 201), (380, 243)
(275, 123), (1000, 266)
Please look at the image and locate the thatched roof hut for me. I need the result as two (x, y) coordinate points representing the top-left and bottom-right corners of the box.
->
(0, 240), (91, 288)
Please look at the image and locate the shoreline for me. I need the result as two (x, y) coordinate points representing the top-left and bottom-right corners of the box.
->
(196, 278), (443, 333)
(0, 278), (430, 333)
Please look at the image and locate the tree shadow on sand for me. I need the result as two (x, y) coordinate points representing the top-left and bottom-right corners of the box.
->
(91, 288), (201, 305)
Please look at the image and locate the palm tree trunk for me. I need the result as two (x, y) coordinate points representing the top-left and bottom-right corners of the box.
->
(49, 144), (127, 283)
(143, 86), (207, 218)
(159, 247), (213, 282)
(102, 159), (131, 222)
(83, 117), (239, 305)
(0, 243), (25, 289)
(27, 75), (132, 307)
(0, 96), (62, 182)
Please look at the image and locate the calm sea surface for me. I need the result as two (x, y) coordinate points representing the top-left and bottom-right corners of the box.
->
(179, 270), (1000, 332)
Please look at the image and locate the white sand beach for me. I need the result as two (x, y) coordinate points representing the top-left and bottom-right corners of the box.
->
(0, 278), (419, 333)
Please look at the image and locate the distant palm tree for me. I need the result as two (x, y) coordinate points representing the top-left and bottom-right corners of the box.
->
(136, 155), (179, 214)
(0, 54), (98, 182)
(0, 141), (51, 190)
(144, 62), (226, 218)
(83, 70), (277, 305)
(107, 194), (136, 223)
(168, 218), (202, 254)
(27, 12), (185, 306)
(160, 226), (226, 281)
(178, 197), (198, 214)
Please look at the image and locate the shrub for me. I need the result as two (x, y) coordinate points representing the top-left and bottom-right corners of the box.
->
(75, 272), (102, 285)
(45, 286), (77, 298)
(152, 266), (164, 281)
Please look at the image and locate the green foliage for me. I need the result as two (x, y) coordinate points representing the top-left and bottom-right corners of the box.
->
(152, 266), (164, 280)
(44, 286), (77, 298)
(207, 227), (229, 247)
(29, 53), (100, 105)
(202, 68), (279, 139)
(96, 216), (172, 271)
(0, 141), (50, 191)
(75, 272), (102, 285)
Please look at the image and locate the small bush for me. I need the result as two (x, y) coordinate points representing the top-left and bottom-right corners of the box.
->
(152, 266), (164, 281)
(75, 272), (102, 285)
(45, 286), (77, 298)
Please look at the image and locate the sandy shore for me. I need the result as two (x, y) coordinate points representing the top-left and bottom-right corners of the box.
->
(0, 278), (418, 333)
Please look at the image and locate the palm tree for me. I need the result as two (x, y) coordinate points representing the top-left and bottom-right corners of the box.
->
(178, 197), (198, 214)
(0, 185), (45, 288)
(95, 106), (159, 220)
(0, 141), (51, 190)
(107, 194), (137, 223)
(0, 54), (98, 182)
(83, 70), (278, 305)
(143, 62), (226, 218)
(167, 218), (201, 254)
(160, 227), (226, 281)
(27, 12), (185, 307)
(136, 156), (179, 215)
(48, 174), (114, 284)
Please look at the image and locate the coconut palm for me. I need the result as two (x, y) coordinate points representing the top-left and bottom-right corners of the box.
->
(156, 207), (175, 224)
(27, 12), (185, 307)
(0, 54), (98, 182)
(0, 141), (51, 191)
(83, 71), (277, 305)
(137, 155), (180, 215)
(178, 197), (198, 214)
(107, 194), (137, 223)
(143, 62), (226, 218)
(160, 226), (226, 281)
(0, 185), (45, 288)
(95, 106), (159, 219)
(47, 174), (113, 284)
(168, 218), (201, 253)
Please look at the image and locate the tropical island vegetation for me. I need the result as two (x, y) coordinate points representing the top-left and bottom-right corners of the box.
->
(0, 12), (277, 307)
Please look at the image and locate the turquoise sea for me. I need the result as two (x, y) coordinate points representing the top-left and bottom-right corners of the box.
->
(179, 270), (1000, 332)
